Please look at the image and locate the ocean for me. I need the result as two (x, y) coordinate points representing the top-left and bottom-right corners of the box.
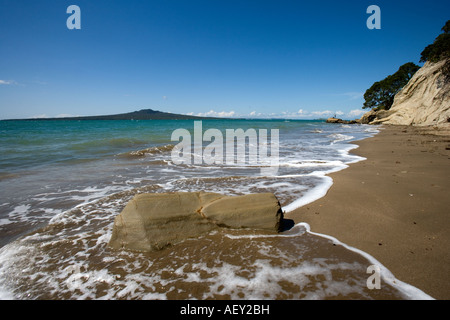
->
(0, 119), (431, 299)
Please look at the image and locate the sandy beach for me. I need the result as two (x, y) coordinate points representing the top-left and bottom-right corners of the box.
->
(287, 124), (450, 300)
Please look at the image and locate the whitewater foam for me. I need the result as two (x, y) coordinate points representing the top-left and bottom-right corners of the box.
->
(328, 133), (355, 143)
(2, 120), (418, 300)
(298, 223), (434, 300)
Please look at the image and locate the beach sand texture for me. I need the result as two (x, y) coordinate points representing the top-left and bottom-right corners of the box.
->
(288, 124), (450, 299)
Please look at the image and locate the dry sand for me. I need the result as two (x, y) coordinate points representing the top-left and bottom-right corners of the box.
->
(287, 124), (450, 300)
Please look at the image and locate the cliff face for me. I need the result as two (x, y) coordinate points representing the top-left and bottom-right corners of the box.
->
(369, 60), (450, 126)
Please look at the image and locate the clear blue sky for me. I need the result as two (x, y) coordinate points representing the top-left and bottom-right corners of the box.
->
(0, 0), (449, 119)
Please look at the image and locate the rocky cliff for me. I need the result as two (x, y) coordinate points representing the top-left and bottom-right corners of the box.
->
(364, 60), (450, 126)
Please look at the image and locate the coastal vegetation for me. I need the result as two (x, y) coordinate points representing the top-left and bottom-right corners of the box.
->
(420, 20), (450, 76)
(363, 20), (449, 112)
(420, 21), (450, 63)
(362, 62), (420, 111)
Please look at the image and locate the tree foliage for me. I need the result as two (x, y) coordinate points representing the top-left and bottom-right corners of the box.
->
(362, 21), (449, 112)
(420, 20), (450, 63)
(363, 62), (420, 110)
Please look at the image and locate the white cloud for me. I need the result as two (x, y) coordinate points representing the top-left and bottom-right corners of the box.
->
(0, 80), (17, 85)
(243, 109), (345, 119)
(56, 114), (79, 118)
(187, 108), (361, 120)
(347, 109), (366, 118)
(31, 114), (49, 119)
(310, 110), (334, 117)
(307, 110), (345, 118)
(196, 110), (236, 118)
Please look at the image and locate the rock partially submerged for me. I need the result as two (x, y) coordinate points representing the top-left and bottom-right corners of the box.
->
(326, 117), (360, 124)
(108, 192), (283, 252)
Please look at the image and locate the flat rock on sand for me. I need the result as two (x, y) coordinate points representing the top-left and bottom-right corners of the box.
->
(109, 192), (283, 252)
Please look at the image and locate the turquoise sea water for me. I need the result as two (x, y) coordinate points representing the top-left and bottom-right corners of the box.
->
(0, 118), (365, 241)
(0, 119), (431, 299)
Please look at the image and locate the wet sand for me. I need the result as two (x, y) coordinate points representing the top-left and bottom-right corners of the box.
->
(287, 124), (450, 300)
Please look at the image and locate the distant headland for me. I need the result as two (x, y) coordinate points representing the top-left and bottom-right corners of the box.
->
(3, 109), (218, 121)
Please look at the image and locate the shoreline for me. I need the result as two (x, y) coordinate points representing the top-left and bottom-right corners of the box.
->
(287, 124), (450, 299)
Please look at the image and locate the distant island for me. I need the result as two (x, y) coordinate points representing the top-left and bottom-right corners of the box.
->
(4, 109), (218, 121)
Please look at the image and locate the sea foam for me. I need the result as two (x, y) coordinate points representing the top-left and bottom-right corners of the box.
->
(1, 120), (419, 300)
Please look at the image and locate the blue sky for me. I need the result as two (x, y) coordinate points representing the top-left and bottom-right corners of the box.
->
(0, 0), (449, 120)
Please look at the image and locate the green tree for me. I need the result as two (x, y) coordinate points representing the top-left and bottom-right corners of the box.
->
(363, 62), (420, 110)
(420, 20), (450, 63)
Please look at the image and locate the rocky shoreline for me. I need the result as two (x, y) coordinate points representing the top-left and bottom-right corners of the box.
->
(327, 60), (449, 127)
